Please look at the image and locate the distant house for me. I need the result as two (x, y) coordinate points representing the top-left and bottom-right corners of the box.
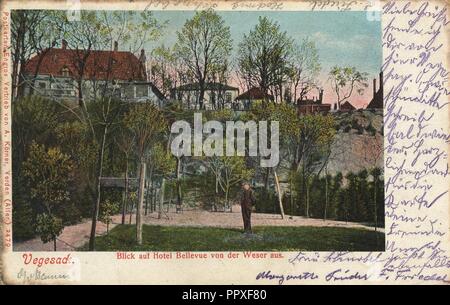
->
(170, 82), (239, 110)
(234, 87), (274, 110)
(298, 103), (332, 115)
(120, 81), (167, 107)
(340, 101), (356, 112)
(22, 40), (166, 105)
(297, 89), (324, 105)
(297, 89), (331, 115)
(367, 71), (383, 109)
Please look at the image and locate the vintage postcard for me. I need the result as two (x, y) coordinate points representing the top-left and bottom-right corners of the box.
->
(0, 0), (448, 286)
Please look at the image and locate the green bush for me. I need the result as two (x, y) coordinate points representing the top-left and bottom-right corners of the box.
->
(287, 168), (384, 225)
(12, 197), (36, 241)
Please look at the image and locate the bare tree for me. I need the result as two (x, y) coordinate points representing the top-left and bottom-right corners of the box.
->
(124, 104), (166, 244)
(11, 10), (59, 100)
(174, 9), (232, 109)
(237, 16), (293, 103)
(115, 129), (135, 225)
(289, 38), (321, 103)
(149, 45), (177, 98)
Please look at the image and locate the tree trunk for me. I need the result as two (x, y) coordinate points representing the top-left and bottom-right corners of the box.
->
(306, 179), (310, 218)
(158, 178), (166, 219)
(324, 174), (328, 221)
(121, 161), (129, 225)
(273, 169), (285, 219)
(374, 177), (378, 232)
(302, 163), (307, 218)
(151, 179), (156, 213)
(136, 160), (146, 245)
(129, 200), (133, 224)
(88, 125), (108, 251)
(53, 238), (57, 252)
(145, 179), (149, 216)
(176, 157), (182, 213)
(145, 165), (153, 216)
(264, 167), (270, 192)
(213, 176), (218, 212)
(290, 173), (294, 216)
(225, 187), (229, 211)
(198, 83), (205, 110)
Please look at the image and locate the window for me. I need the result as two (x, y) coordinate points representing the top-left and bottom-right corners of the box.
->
(136, 85), (148, 98)
(38, 82), (46, 90)
(226, 92), (232, 104)
(124, 85), (134, 98)
(61, 67), (70, 77)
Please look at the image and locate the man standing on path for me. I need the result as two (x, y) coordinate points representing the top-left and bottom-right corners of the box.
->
(240, 182), (256, 234)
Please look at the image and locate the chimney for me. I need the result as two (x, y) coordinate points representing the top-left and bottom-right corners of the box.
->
(114, 41), (118, 51)
(379, 71), (383, 96)
(373, 78), (377, 97)
(319, 89), (323, 104)
(139, 49), (146, 63)
(62, 39), (68, 49)
(139, 49), (147, 80)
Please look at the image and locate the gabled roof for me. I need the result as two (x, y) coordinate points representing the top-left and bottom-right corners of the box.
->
(149, 83), (166, 101)
(172, 82), (238, 91)
(23, 48), (146, 81)
(367, 94), (383, 109)
(235, 87), (274, 101)
(341, 101), (356, 110)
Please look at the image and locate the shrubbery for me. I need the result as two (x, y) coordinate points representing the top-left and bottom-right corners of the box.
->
(12, 96), (127, 242)
(255, 168), (384, 227)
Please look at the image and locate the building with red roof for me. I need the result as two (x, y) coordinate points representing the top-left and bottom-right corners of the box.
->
(234, 87), (274, 110)
(340, 101), (356, 112)
(22, 40), (165, 105)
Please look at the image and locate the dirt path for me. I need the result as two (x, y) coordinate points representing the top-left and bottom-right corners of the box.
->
(14, 205), (383, 251)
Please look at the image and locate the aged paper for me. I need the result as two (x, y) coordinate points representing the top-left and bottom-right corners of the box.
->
(0, 0), (449, 285)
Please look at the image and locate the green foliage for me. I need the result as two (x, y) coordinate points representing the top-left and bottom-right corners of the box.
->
(22, 142), (74, 208)
(35, 213), (63, 245)
(270, 102), (300, 139)
(286, 168), (384, 225)
(329, 66), (369, 107)
(215, 156), (254, 207)
(175, 172), (216, 209)
(21, 142), (76, 244)
(149, 143), (176, 176)
(240, 100), (273, 122)
(12, 96), (61, 167)
(99, 199), (120, 233)
(366, 122), (377, 136)
(124, 103), (167, 158)
(204, 108), (234, 122)
(254, 187), (278, 214)
(10, 96), (50, 237)
(12, 192), (36, 241)
(55, 121), (98, 178)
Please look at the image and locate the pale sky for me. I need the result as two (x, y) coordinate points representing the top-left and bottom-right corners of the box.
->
(145, 10), (382, 108)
